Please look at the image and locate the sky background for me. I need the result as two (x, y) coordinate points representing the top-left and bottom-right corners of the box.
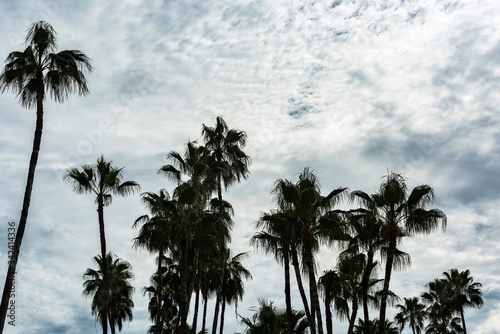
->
(0, 0), (499, 333)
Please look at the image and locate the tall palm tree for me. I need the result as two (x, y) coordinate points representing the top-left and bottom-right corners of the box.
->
(201, 116), (251, 334)
(64, 155), (140, 334)
(369, 172), (446, 333)
(251, 211), (297, 334)
(272, 168), (347, 334)
(441, 269), (483, 334)
(82, 253), (134, 334)
(394, 297), (427, 334)
(0, 21), (92, 330)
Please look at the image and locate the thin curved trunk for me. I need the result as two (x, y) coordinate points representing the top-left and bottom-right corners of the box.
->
(291, 245), (313, 334)
(191, 250), (201, 334)
(98, 195), (109, 334)
(379, 223), (397, 334)
(284, 250), (294, 334)
(347, 295), (358, 334)
(156, 248), (164, 334)
(460, 307), (467, 334)
(362, 250), (374, 334)
(0, 75), (44, 333)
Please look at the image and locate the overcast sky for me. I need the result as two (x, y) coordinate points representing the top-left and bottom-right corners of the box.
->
(0, 0), (499, 333)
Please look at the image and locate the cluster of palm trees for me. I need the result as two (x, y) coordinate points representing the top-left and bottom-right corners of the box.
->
(394, 268), (483, 334)
(130, 116), (252, 334)
(62, 115), (253, 334)
(250, 169), (450, 334)
(0, 20), (486, 334)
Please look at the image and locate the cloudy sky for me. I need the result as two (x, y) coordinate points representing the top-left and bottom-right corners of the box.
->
(0, 0), (499, 333)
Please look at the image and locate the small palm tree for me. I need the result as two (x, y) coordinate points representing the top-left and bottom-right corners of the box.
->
(394, 297), (427, 334)
(219, 251), (252, 334)
(441, 269), (483, 334)
(238, 299), (309, 334)
(421, 278), (458, 333)
(83, 253), (134, 334)
(0, 21), (92, 329)
(64, 155), (140, 333)
(133, 189), (173, 334)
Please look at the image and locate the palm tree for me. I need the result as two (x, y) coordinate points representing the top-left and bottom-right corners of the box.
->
(133, 189), (173, 333)
(441, 269), (483, 334)
(272, 168), (347, 334)
(82, 253), (134, 334)
(238, 299), (309, 334)
(251, 211), (297, 334)
(143, 256), (181, 334)
(334, 190), (388, 334)
(201, 116), (251, 334)
(318, 270), (338, 334)
(421, 278), (457, 334)
(368, 172), (446, 333)
(0, 21), (92, 330)
(64, 155), (140, 334)
(354, 319), (399, 334)
(219, 251), (252, 334)
(394, 297), (427, 334)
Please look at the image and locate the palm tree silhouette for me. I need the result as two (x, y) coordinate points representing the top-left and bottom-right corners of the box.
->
(271, 168), (347, 334)
(82, 253), (134, 334)
(201, 116), (250, 334)
(394, 297), (427, 334)
(64, 155), (140, 333)
(372, 172), (446, 332)
(441, 269), (483, 334)
(0, 21), (92, 329)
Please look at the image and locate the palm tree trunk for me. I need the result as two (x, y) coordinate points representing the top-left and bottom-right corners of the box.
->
(303, 232), (323, 334)
(284, 251), (294, 334)
(460, 307), (467, 334)
(379, 224), (397, 334)
(362, 250), (374, 334)
(347, 296), (358, 334)
(307, 257), (323, 334)
(98, 196), (109, 334)
(156, 249), (164, 334)
(180, 235), (188, 334)
(0, 80), (44, 333)
(324, 284), (333, 334)
(291, 245), (313, 334)
(202, 293), (208, 333)
(211, 177), (225, 334)
(191, 251), (201, 334)
(218, 293), (226, 334)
